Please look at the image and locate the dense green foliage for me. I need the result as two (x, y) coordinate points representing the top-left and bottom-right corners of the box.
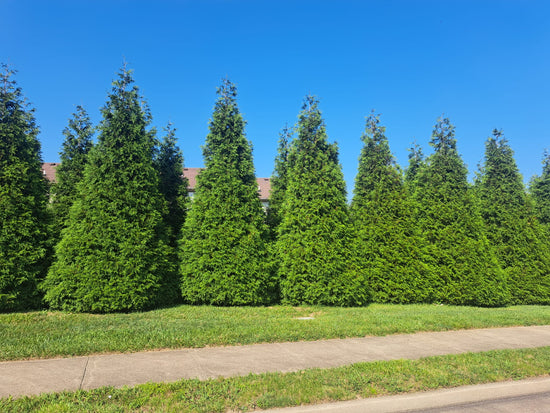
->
(179, 80), (275, 305)
(2, 61), (549, 310)
(0, 65), (51, 311)
(154, 123), (188, 248)
(351, 113), (435, 303)
(413, 118), (509, 306)
(50, 106), (94, 233)
(475, 131), (550, 304)
(266, 125), (292, 238)
(43, 67), (176, 312)
(404, 141), (425, 185)
(530, 150), (550, 228)
(276, 96), (369, 306)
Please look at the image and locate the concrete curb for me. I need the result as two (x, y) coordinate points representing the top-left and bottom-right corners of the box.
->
(265, 376), (550, 412)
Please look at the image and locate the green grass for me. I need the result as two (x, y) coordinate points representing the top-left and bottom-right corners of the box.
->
(2, 347), (550, 412)
(1, 304), (550, 361)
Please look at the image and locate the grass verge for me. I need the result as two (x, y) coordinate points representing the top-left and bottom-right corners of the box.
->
(1, 304), (550, 361)
(2, 347), (549, 412)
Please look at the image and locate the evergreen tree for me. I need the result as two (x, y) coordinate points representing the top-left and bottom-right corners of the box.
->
(266, 124), (293, 238)
(530, 150), (550, 228)
(405, 141), (424, 185)
(154, 123), (188, 248)
(51, 105), (94, 232)
(0, 64), (50, 311)
(276, 96), (369, 306)
(414, 118), (509, 307)
(43, 66), (175, 312)
(179, 79), (275, 305)
(351, 113), (435, 303)
(476, 130), (550, 304)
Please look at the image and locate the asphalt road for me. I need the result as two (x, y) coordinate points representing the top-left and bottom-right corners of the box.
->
(418, 391), (550, 412)
(266, 377), (550, 413)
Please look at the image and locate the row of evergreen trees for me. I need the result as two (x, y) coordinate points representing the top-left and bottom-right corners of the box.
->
(2, 63), (550, 312)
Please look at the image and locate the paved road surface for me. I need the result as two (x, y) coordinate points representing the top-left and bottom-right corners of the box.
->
(266, 377), (550, 412)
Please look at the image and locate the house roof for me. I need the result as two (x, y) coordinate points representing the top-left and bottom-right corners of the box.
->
(182, 167), (202, 190)
(42, 163), (271, 201)
(41, 163), (60, 182)
(183, 167), (271, 201)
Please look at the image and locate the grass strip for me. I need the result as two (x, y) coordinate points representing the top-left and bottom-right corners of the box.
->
(2, 347), (550, 412)
(1, 304), (550, 361)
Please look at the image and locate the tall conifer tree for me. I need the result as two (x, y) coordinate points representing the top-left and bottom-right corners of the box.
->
(51, 106), (94, 232)
(266, 124), (293, 238)
(0, 64), (50, 311)
(276, 96), (369, 306)
(43, 66), (175, 312)
(405, 141), (424, 185)
(154, 123), (188, 248)
(351, 113), (435, 303)
(179, 79), (275, 305)
(414, 118), (509, 306)
(476, 130), (550, 304)
(531, 150), (550, 228)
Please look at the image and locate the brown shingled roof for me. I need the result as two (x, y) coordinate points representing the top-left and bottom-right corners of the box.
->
(182, 167), (202, 190)
(256, 177), (271, 202)
(183, 167), (271, 202)
(42, 163), (271, 201)
(41, 163), (60, 182)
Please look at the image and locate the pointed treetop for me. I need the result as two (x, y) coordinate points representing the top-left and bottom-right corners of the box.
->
(359, 110), (396, 170)
(100, 65), (153, 132)
(405, 141), (424, 183)
(273, 123), (293, 173)
(217, 78), (238, 105)
(300, 94), (321, 117)
(1, 63), (17, 93)
(483, 129), (518, 170)
(60, 105), (94, 157)
(362, 110), (387, 144)
(492, 128), (503, 140)
(408, 141), (424, 162)
(486, 128), (507, 150)
(541, 149), (550, 177)
(297, 95), (327, 146)
(114, 64), (134, 91)
(430, 116), (457, 153)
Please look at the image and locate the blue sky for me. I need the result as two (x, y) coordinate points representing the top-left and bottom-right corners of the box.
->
(4, 0), (550, 194)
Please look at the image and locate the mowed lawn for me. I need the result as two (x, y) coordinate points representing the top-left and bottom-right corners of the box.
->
(1, 304), (550, 361)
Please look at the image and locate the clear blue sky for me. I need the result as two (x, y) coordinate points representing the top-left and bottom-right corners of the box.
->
(4, 0), (550, 195)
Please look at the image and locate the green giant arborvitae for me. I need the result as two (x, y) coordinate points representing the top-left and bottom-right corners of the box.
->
(531, 150), (550, 229)
(51, 106), (94, 232)
(276, 96), (369, 306)
(154, 123), (188, 248)
(476, 130), (550, 304)
(179, 79), (275, 305)
(414, 118), (509, 306)
(266, 124), (293, 238)
(43, 67), (175, 312)
(351, 113), (435, 303)
(405, 141), (425, 185)
(0, 65), (50, 311)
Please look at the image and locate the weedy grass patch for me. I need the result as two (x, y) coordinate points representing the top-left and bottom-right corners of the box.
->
(1, 303), (549, 360)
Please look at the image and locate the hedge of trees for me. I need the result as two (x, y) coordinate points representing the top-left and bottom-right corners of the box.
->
(2, 63), (550, 312)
